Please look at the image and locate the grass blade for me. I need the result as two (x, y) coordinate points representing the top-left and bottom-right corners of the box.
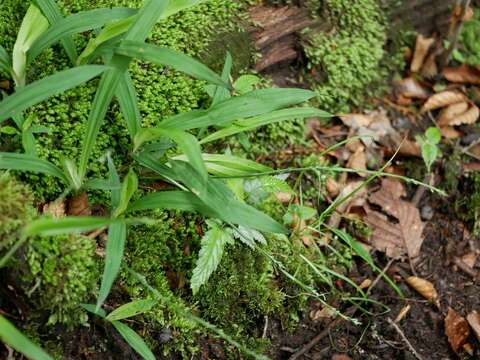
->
(0, 315), (52, 360)
(28, 8), (137, 62)
(33, 0), (78, 63)
(106, 299), (156, 321)
(97, 223), (127, 310)
(24, 217), (124, 237)
(160, 88), (317, 130)
(117, 73), (141, 138)
(0, 152), (68, 183)
(111, 321), (155, 360)
(211, 51), (232, 106)
(0, 65), (107, 124)
(0, 45), (12, 77)
(115, 40), (227, 87)
(107, 153), (122, 208)
(113, 169), (138, 217)
(200, 107), (332, 144)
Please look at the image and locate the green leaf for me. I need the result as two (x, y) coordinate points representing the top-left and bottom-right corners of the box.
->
(0, 126), (19, 135)
(233, 74), (260, 94)
(62, 158), (82, 190)
(22, 128), (37, 156)
(113, 169), (138, 217)
(97, 223), (127, 310)
(12, 4), (49, 86)
(28, 7), (137, 62)
(106, 299), (157, 321)
(117, 73), (142, 138)
(107, 153), (122, 208)
(111, 321), (155, 360)
(115, 40), (227, 87)
(200, 107), (331, 144)
(80, 303), (107, 318)
(231, 226), (266, 249)
(0, 45), (12, 77)
(425, 127), (441, 144)
(0, 152), (68, 183)
(0, 315), (53, 360)
(24, 217), (124, 237)
(0, 65), (107, 124)
(421, 142), (438, 173)
(161, 89), (319, 131)
(211, 51), (232, 106)
(191, 221), (232, 294)
(33, 0), (78, 64)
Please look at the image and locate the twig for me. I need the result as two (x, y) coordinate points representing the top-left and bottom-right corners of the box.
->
(387, 318), (425, 360)
(262, 316), (269, 338)
(367, 258), (395, 296)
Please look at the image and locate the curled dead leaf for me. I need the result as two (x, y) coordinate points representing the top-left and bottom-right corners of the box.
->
(394, 304), (411, 323)
(437, 102), (469, 126)
(466, 310), (480, 342)
(448, 104), (480, 126)
(445, 307), (470, 352)
(439, 126), (462, 139)
(359, 278), (372, 289)
(461, 252), (478, 268)
(326, 177), (340, 198)
(411, 34), (435, 72)
(421, 91), (466, 113)
(443, 64), (480, 85)
(405, 276), (440, 307)
(346, 146), (367, 176)
(310, 306), (336, 321)
(421, 51), (438, 78)
(394, 77), (431, 99)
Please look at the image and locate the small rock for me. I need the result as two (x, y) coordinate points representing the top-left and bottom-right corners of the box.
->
(420, 205), (434, 220)
(158, 328), (173, 344)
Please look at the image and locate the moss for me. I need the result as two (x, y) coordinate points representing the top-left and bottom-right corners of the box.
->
(0, 172), (35, 252)
(23, 234), (98, 326)
(0, 0), (247, 201)
(304, 0), (386, 113)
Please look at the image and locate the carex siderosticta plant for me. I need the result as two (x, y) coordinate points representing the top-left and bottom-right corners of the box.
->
(0, 0), (331, 358)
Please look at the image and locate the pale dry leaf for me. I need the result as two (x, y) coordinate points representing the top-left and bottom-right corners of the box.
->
(310, 306), (336, 321)
(365, 181), (424, 259)
(461, 252), (478, 268)
(340, 114), (372, 129)
(359, 278), (372, 289)
(67, 192), (91, 216)
(420, 51), (438, 78)
(331, 355), (352, 360)
(326, 177), (340, 197)
(394, 77), (431, 99)
(380, 178), (406, 199)
(445, 307), (470, 352)
(405, 276), (439, 307)
(411, 34), (435, 72)
(448, 104), (479, 126)
(463, 5), (474, 21)
(346, 146), (367, 176)
(421, 91), (466, 113)
(437, 102), (469, 126)
(439, 126), (462, 139)
(466, 310), (480, 342)
(394, 304), (411, 323)
(443, 65), (480, 85)
(276, 192), (292, 204)
(43, 200), (65, 218)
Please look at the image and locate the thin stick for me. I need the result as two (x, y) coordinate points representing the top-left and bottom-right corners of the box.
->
(387, 318), (425, 360)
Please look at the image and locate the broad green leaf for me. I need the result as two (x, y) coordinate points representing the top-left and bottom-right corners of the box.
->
(32, 0), (78, 64)
(28, 7), (137, 62)
(111, 321), (155, 360)
(425, 126), (441, 144)
(191, 221), (232, 294)
(0, 315), (52, 360)
(161, 88), (317, 130)
(0, 126), (18, 135)
(211, 51), (232, 106)
(128, 191), (217, 217)
(135, 127), (207, 180)
(12, 4), (49, 86)
(106, 299), (157, 321)
(97, 223), (127, 310)
(234, 74), (260, 94)
(115, 40), (227, 87)
(117, 73), (142, 138)
(0, 152), (68, 182)
(200, 107), (331, 144)
(113, 169), (138, 217)
(0, 65), (107, 124)
(24, 217), (124, 237)
(421, 142), (438, 172)
(0, 45), (12, 77)
(22, 128), (37, 156)
(231, 226), (266, 249)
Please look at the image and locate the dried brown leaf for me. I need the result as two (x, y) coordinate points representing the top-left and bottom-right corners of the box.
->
(67, 192), (91, 216)
(346, 146), (367, 176)
(421, 51), (438, 78)
(443, 65), (480, 85)
(449, 104), (480, 126)
(437, 102), (469, 126)
(340, 114), (372, 129)
(461, 252), (478, 268)
(326, 177), (340, 197)
(445, 307), (470, 352)
(275, 192), (292, 204)
(394, 77), (431, 99)
(411, 34), (435, 72)
(331, 355), (352, 360)
(406, 276), (439, 307)
(466, 310), (480, 342)
(43, 200), (65, 218)
(421, 91), (466, 112)
(439, 126), (462, 139)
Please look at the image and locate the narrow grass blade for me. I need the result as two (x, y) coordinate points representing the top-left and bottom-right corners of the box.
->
(211, 51), (232, 106)
(113, 169), (138, 217)
(13, 4), (49, 86)
(115, 40), (227, 87)
(33, 0), (78, 63)
(0, 45), (12, 76)
(80, 304), (107, 318)
(28, 8), (137, 61)
(106, 299), (156, 321)
(200, 107), (331, 144)
(0, 65), (107, 124)
(0, 315), (52, 360)
(111, 321), (155, 360)
(107, 153), (122, 208)
(117, 73), (141, 138)
(24, 217), (124, 237)
(160, 88), (317, 130)
(97, 223), (127, 310)
(0, 152), (68, 182)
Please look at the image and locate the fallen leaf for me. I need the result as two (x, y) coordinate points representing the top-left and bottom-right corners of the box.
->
(411, 34), (435, 72)
(67, 192), (91, 216)
(448, 104), (480, 126)
(331, 355), (352, 360)
(310, 306), (336, 321)
(326, 177), (340, 198)
(43, 200), (65, 218)
(405, 276), (440, 307)
(461, 252), (478, 268)
(463, 5), (474, 21)
(443, 65), (480, 85)
(445, 307), (470, 352)
(394, 304), (411, 323)
(421, 51), (438, 78)
(394, 77), (431, 99)
(437, 102), (469, 126)
(439, 126), (462, 139)
(359, 278), (372, 289)
(346, 146), (367, 176)
(421, 91), (466, 112)
(340, 114), (372, 129)
(276, 192), (292, 204)
(466, 310), (480, 342)
(364, 179), (424, 259)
